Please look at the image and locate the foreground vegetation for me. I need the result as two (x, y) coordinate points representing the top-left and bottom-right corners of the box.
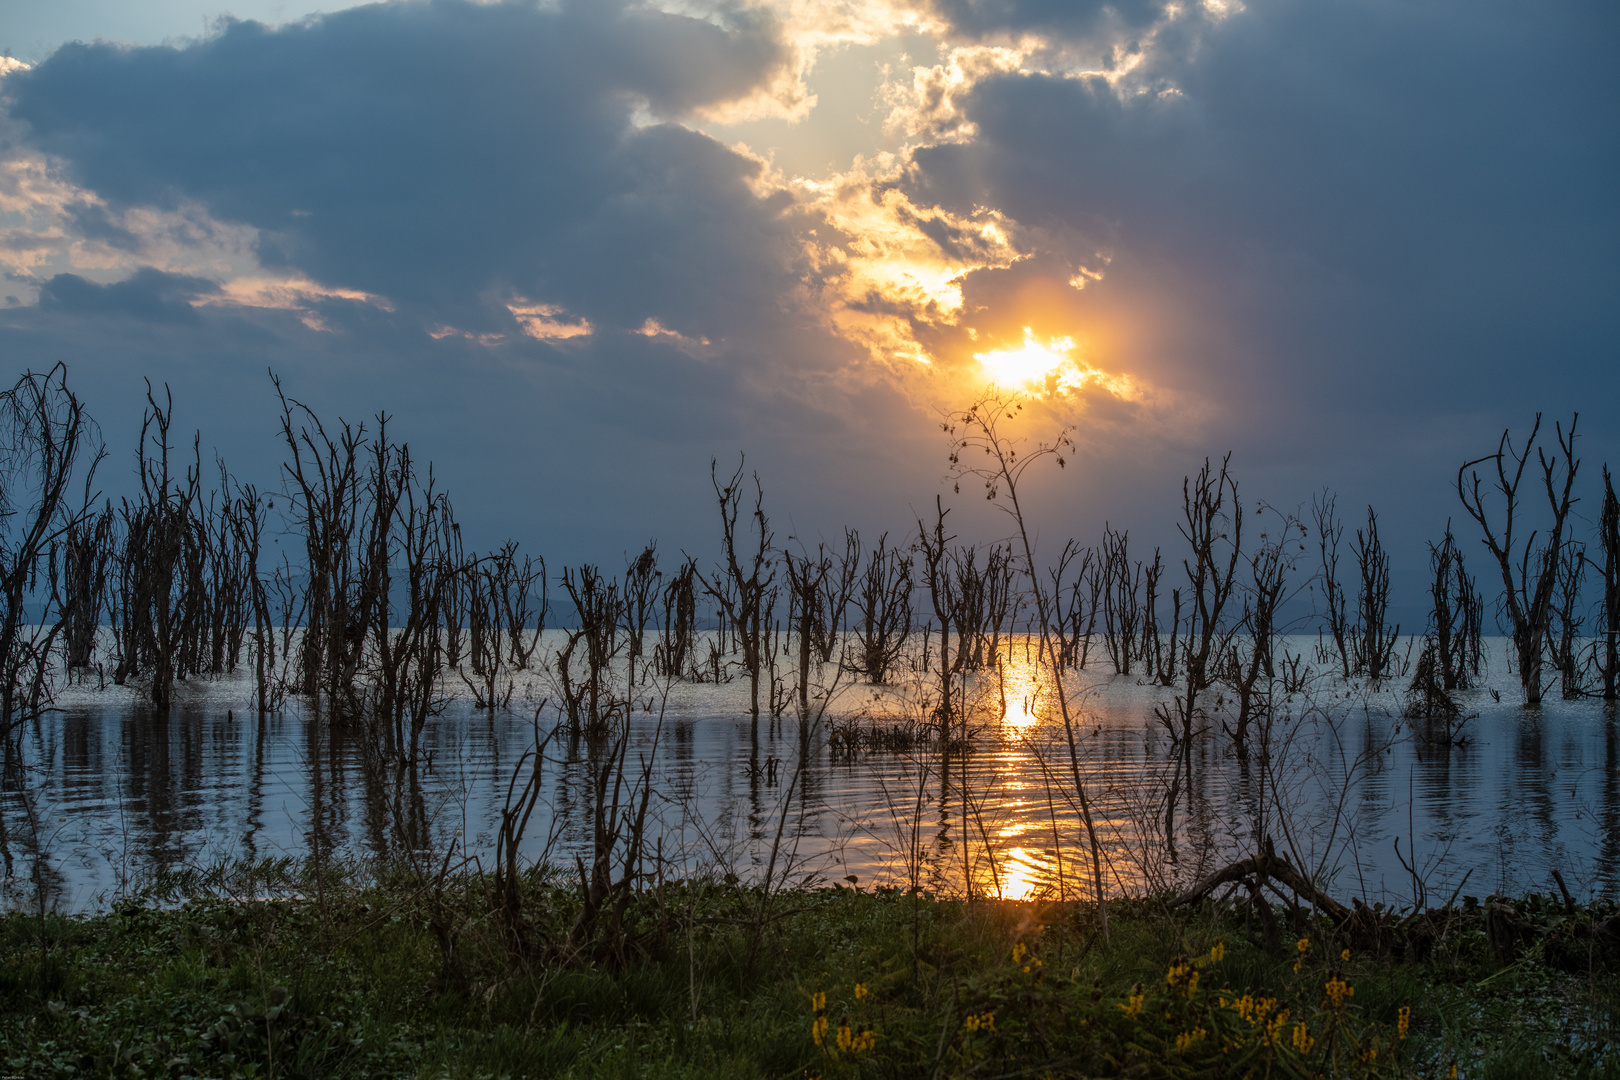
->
(2, 865), (1616, 1079)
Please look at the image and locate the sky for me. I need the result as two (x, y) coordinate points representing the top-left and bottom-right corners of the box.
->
(1, 0), (1617, 611)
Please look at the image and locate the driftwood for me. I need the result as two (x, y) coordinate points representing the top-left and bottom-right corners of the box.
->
(1173, 838), (1351, 923)
(1175, 839), (1459, 958)
(1180, 846), (1620, 968)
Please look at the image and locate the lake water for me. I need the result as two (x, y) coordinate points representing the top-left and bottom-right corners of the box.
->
(4, 634), (1617, 912)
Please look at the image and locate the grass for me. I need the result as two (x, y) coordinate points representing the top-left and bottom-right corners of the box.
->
(1, 866), (1616, 1078)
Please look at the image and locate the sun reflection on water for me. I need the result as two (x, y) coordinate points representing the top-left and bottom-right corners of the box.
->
(996, 648), (1047, 728)
(994, 846), (1043, 900)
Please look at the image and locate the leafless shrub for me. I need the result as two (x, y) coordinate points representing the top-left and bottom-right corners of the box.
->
(1405, 640), (1471, 745)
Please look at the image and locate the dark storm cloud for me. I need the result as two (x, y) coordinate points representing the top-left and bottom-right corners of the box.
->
(5, 0), (804, 336)
(36, 267), (218, 323)
(905, 0), (1620, 418)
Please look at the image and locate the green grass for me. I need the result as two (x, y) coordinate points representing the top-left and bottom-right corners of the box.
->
(1, 870), (1616, 1078)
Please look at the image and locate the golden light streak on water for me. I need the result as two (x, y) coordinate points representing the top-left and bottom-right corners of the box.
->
(994, 846), (1043, 900)
(996, 648), (1046, 728)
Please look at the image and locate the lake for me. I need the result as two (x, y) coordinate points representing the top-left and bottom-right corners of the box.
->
(4, 633), (1617, 911)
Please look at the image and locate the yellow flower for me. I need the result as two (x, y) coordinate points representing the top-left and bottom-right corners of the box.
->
(965, 1014), (980, 1032)
(811, 991), (826, 1013)
(1325, 973), (1355, 1009)
(1447, 1065), (1459, 1079)
(982, 1012), (995, 1031)
(1291, 1022), (1315, 1055)
(854, 982), (868, 1001)
(1013, 942), (1027, 964)
(853, 1027), (877, 1052)
(1264, 1008), (1292, 1046)
(1297, 937), (1310, 954)
(1118, 985), (1145, 1018)
(1209, 941), (1225, 963)
(1341, 948), (1351, 961)
(836, 1021), (852, 1051)
(1175, 1027), (1208, 1053)
(1361, 1045), (1378, 1064)
(1397, 1005), (1410, 1039)
(812, 1015), (828, 1045)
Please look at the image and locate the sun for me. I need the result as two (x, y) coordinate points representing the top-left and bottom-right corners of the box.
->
(974, 327), (1076, 388)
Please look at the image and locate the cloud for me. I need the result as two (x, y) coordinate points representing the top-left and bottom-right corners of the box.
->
(36, 266), (216, 322)
(927, 0), (1166, 39)
(0, 0), (1616, 580)
(3, 0), (806, 338)
(901, 0), (1620, 426)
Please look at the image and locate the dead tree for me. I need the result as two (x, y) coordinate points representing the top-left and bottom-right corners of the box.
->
(1350, 507), (1401, 679)
(1457, 414), (1580, 705)
(366, 452), (457, 761)
(498, 545), (547, 671)
(225, 483), (275, 712)
(1425, 525), (1482, 692)
(783, 545), (831, 720)
(1047, 540), (1096, 670)
(850, 532), (912, 684)
(620, 544), (658, 686)
(811, 529), (861, 665)
(1222, 511), (1303, 758)
(1140, 548), (1165, 681)
(1312, 490), (1351, 678)
(1598, 468), (1620, 700)
(1551, 541), (1586, 699)
(1161, 455), (1242, 833)
(274, 376), (367, 712)
(654, 558), (698, 680)
(118, 385), (206, 711)
(916, 497), (959, 731)
(699, 459), (774, 726)
(1100, 525), (1141, 676)
(61, 502), (115, 672)
(0, 365), (99, 731)
(557, 565), (624, 732)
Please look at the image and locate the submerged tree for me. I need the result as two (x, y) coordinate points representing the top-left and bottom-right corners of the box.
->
(700, 458), (774, 726)
(0, 365), (100, 731)
(1457, 414), (1580, 705)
